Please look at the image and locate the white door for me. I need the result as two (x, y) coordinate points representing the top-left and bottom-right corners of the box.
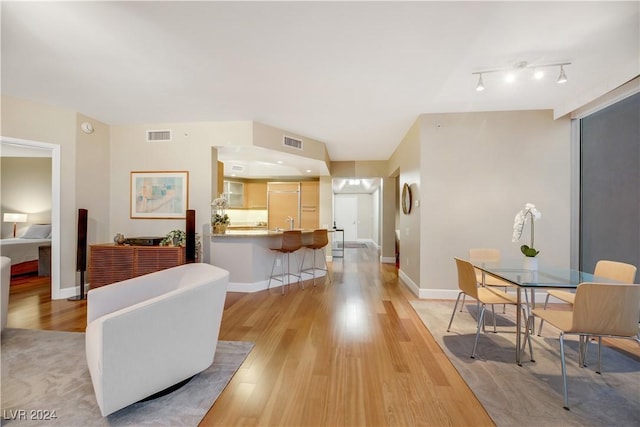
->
(334, 195), (358, 241)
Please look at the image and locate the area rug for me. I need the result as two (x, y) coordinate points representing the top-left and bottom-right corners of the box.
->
(1, 328), (253, 426)
(337, 242), (367, 248)
(410, 300), (640, 427)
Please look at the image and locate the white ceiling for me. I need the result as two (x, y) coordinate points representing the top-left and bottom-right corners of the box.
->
(2, 1), (638, 166)
(217, 145), (329, 178)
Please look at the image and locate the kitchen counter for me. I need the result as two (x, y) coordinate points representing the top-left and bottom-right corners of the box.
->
(212, 228), (315, 237)
(207, 229), (328, 292)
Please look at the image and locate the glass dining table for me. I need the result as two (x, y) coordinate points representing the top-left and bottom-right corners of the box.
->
(469, 258), (618, 365)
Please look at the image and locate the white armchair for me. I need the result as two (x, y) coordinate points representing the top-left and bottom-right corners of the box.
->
(85, 263), (229, 416)
(1, 256), (11, 331)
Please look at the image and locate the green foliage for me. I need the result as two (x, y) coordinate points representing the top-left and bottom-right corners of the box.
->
(160, 230), (186, 247)
(212, 213), (230, 225)
(520, 244), (540, 257)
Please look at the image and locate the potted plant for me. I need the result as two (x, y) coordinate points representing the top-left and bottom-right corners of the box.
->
(512, 203), (542, 269)
(211, 195), (230, 234)
(160, 229), (186, 247)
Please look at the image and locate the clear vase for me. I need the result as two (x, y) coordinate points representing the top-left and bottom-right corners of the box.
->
(523, 257), (538, 270)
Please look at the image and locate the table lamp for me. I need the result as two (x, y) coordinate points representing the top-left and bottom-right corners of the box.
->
(3, 212), (28, 237)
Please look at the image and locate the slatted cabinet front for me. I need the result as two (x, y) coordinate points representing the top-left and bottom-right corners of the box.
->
(89, 244), (185, 288)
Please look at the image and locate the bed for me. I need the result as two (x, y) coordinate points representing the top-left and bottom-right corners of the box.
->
(0, 224), (52, 276)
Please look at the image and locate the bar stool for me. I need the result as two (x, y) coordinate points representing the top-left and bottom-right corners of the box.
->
(268, 230), (303, 295)
(301, 229), (332, 286)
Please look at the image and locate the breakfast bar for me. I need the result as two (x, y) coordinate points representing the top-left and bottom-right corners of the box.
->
(208, 229), (328, 292)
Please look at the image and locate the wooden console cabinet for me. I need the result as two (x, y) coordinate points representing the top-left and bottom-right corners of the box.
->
(89, 244), (185, 288)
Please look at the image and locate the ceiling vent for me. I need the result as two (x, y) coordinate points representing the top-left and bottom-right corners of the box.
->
(146, 130), (172, 142)
(230, 164), (245, 173)
(283, 135), (303, 150)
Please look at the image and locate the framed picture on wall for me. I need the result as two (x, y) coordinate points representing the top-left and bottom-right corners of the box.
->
(130, 171), (189, 219)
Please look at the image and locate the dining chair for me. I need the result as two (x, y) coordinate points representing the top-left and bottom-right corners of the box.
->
(448, 258), (534, 359)
(300, 229), (331, 286)
(524, 282), (640, 410)
(268, 230), (303, 295)
(538, 260), (637, 335)
(468, 248), (514, 313)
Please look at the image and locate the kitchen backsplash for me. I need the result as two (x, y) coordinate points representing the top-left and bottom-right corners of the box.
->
(226, 209), (268, 226)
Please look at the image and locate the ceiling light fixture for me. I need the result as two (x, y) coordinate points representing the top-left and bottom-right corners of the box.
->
(533, 68), (544, 80)
(557, 65), (568, 84)
(476, 73), (485, 91)
(472, 61), (570, 90)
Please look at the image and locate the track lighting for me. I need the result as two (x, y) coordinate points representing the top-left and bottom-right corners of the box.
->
(476, 74), (485, 91)
(472, 61), (570, 90)
(557, 65), (568, 84)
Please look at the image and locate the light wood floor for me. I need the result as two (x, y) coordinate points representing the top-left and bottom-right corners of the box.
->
(7, 246), (638, 426)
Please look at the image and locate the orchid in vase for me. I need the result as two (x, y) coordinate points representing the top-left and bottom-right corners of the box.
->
(211, 194), (230, 233)
(512, 203), (542, 257)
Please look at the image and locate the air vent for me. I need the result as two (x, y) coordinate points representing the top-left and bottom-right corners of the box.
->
(230, 165), (245, 172)
(146, 130), (172, 142)
(283, 135), (303, 150)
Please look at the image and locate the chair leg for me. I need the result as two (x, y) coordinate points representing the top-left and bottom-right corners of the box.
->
(292, 251), (303, 289)
(268, 252), (287, 294)
(538, 293), (551, 336)
(321, 248), (332, 284)
(460, 294), (466, 311)
(491, 304), (497, 333)
(559, 333), (570, 410)
(282, 253), (288, 295)
(300, 248), (308, 283)
(447, 292), (463, 332)
(502, 287), (507, 314)
(471, 304), (486, 359)
(310, 248), (317, 286)
(596, 336), (602, 374)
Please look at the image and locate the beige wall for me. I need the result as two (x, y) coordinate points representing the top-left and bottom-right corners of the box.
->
(253, 121), (330, 167)
(0, 157), (52, 237)
(418, 110), (571, 296)
(76, 113), (111, 246)
(2, 95), (573, 300)
(109, 122), (251, 239)
(330, 160), (387, 177)
(1, 95), (79, 291)
(388, 119), (421, 288)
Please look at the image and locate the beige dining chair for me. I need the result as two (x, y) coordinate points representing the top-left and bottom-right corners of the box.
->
(467, 248), (514, 313)
(538, 260), (637, 335)
(524, 282), (640, 410)
(448, 258), (533, 359)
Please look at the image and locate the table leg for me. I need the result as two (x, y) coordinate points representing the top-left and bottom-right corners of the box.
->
(516, 287), (522, 365)
(530, 289), (536, 335)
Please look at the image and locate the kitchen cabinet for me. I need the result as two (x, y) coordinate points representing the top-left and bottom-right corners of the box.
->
(268, 182), (299, 230)
(246, 182), (267, 208)
(223, 180), (244, 208)
(300, 181), (319, 229)
(217, 161), (224, 197)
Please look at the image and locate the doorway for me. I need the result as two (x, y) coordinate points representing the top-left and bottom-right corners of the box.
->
(1, 137), (61, 298)
(334, 195), (358, 241)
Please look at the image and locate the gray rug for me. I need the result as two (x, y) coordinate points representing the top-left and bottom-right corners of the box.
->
(410, 300), (640, 427)
(337, 242), (367, 249)
(1, 328), (253, 426)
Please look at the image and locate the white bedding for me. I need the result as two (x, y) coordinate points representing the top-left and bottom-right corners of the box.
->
(0, 238), (51, 265)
